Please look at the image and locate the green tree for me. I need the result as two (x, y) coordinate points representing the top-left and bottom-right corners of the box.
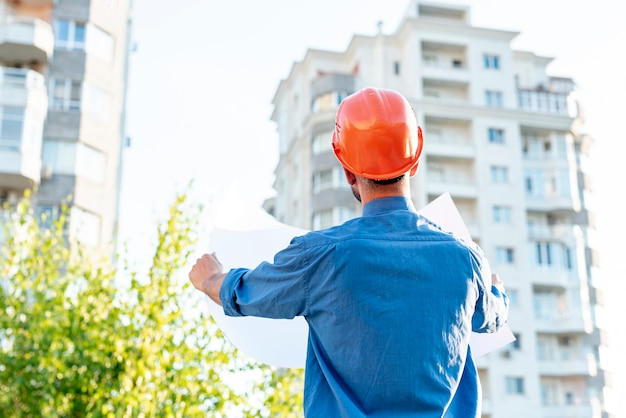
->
(0, 191), (304, 417)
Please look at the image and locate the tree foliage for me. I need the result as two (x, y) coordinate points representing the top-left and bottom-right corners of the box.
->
(0, 191), (304, 417)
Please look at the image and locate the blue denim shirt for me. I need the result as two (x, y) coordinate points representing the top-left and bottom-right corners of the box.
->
(221, 196), (509, 417)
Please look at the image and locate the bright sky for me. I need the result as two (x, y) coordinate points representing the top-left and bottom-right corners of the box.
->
(119, 0), (626, 413)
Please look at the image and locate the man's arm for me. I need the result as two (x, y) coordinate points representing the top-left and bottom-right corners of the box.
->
(189, 253), (227, 306)
(469, 245), (509, 333)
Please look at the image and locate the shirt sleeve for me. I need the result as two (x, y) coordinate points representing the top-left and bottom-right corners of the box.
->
(219, 236), (310, 319)
(468, 243), (509, 333)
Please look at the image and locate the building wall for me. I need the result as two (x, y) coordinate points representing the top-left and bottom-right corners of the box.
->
(269, 1), (610, 417)
(0, 0), (132, 250)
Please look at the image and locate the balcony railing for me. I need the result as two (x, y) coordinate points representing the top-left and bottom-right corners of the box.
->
(426, 172), (477, 198)
(538, 353), (596, 376)
(0, 66), (45, 90)
(525, 192), (580, 214)
(527, 223), (578, 241)
(426, 135), (474, 158)
(534, 311), (591, 333)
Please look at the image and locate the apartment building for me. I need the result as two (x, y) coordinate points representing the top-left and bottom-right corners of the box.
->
(0, 0), (132, 249)
(267, 2), (612, 417)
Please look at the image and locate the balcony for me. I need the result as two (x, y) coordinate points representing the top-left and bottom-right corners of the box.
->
(538, 353), (597, 377)
(534, 311), (591, 334)
(0, 67), (47, 190)
(525, 192), (580, 214)
(421, 41), (469, 84)
(311, 73), (354, 99)
(426, 135), (474, 159)
(0, 147), (42, 190)
(422, 78), (469, 104)
(517, 89), (575, 117)
(0, 66), (47, 107)
(425, 172), (477, 199)
(527, 223), (578, 242)
(0, 16), (54, 64)
(541, 403), (593, 418)
(531, 270), (572, 289)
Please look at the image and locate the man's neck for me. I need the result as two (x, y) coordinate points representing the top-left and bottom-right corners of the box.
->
(358, 181), (411, 207)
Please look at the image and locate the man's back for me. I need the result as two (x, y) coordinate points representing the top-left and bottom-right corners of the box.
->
(219, 197), (506, 417)
(301, 197), (489, 416)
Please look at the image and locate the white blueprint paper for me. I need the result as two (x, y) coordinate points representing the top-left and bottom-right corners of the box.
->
(206, 191), (515, 367)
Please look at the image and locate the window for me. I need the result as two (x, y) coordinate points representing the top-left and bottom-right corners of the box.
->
(51, 78), (82, 111)
(557, 168), (572, 197)
(36, 204), (61, 230)
(312, 209), (333, 230)
(423, 54), (437, 66)
(496, 247), (514, 264)
(76, 144), (106, 183)
(82, 82), (111, 120)
(42, 140), (76, 174)
(490, 166), (509, 183)
(532, 242), (553, 267)
(524, 170), (544, 197)
(483, 54), (500, 69)
(512, 333), (521, 350)
(312, 90), (350, 112)
(393, 61), (400, 75)
(86, 24), (114, 63)
(0, 107), (24, 151)
(312, 130), (333, 154)
(313, 167), (347, 193)
(42, 140), (105, 183)
(522, 136), (542, 158)
(564, 247), (573, 270)
(485, 90), (503, 107)
(530, 242), (574, 271)
(493, 206), (511, 223)
(312, 207), (356, 230)
(313, 169), (334, 193)
(541, 380), (559, 405)
(506, 289), (518, 308)
(505, 377), (525, 394)
(56, 20), (115, 62)
(55, 20), (86, 50)
(69, 206), (101, 247)
(488, 128), (505, 144)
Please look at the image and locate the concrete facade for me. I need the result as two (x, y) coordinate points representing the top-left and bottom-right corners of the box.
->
(268, 2), (613, 417)
(0, 0), (132, 249)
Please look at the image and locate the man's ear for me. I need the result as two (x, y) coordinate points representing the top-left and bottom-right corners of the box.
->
(343, 168), (357, 185)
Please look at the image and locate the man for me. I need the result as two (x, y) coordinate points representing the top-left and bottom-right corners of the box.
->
(189, 87), (509, 417)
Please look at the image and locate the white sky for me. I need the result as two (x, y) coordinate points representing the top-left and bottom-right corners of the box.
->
(119, 0), (626, 412)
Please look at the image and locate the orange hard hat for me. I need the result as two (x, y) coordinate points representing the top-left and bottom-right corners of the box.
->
(331, 87), (423, 180)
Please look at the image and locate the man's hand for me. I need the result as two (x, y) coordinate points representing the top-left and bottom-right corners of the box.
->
(189, 253), (227, 305)
(491, 273), (505, 293)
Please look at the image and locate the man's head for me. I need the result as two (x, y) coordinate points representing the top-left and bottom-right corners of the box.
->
(332, 87), (423, 181)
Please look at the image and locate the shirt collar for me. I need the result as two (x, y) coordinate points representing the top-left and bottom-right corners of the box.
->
(362, 196), (417, 217)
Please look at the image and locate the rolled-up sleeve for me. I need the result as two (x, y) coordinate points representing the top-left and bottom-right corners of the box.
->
(220, 237), (311, 319)
(468, 244), (509, 333)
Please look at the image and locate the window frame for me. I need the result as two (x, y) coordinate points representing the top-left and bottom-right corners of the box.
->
(483, 54), (501, 69)
(55, 19), (86, 50)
